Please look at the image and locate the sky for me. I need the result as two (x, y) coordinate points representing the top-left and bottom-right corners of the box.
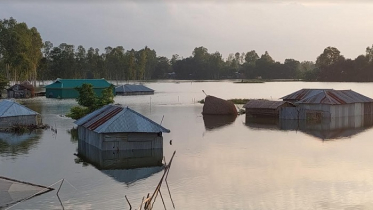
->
(1, 1), (373, 62)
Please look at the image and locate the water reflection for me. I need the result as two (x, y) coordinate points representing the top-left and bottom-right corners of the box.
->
(203, 115), (237, 130)
(0, 131), (42, 156)
(77, 141), (163, 184)
(246, 115), (373, 140)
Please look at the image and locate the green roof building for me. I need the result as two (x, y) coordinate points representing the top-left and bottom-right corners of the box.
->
(45, 79), (113, 99)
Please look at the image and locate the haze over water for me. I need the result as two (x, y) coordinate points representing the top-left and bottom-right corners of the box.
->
(1, 81), (373, 210)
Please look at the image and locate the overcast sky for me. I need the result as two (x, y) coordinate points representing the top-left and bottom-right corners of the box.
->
(1, 1), (373, 62)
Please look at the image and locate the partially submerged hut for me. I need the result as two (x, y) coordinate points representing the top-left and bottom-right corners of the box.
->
(115, 84), (154, 96)
(7, 81), (35, 99)
(78, 141), (163, 170)
(202, 95), (237, 115)
(74, 104), (170, 151)
(280, 89), (373, 119)
(45, 78), (113, 99)
(244, 100), (295, 120)
(0, 100), (41, 128)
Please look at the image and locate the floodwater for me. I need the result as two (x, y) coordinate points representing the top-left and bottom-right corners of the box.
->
(2, 81), (373, 210)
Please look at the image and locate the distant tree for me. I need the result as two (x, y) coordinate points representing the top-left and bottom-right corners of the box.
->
(0, 73), (9, 97)
(366, 45), (373, 62)
(316, 47), (345, 81)
(255, 51), (275, 79)
(244, 50), (259, 66)
(0, 17), (43, 82)
(152, 56), (171, 79)
(283, 59), (300, 79)
(316, 47), (344, 68)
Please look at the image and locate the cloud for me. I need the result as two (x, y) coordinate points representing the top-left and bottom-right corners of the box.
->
(1, 1), (373, 62)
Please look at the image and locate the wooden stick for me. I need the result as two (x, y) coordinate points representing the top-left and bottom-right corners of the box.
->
(165, 180), (175, 209)
(158, 189), (167, 210)
(125, 195), (132, 210)
(57, 193), (65, 210)
(139, 196), (145, 210)
(56, 179), (64, 196)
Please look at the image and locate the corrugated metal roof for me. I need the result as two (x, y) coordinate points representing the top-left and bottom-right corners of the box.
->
(74, 105), (170, 133)
(244, 100), (294, 109)
(115, 84), (154, 93)
(0, 100), (39, 117)
(296, 89), (373, 104)
(45, 79), (111, 89)
(281, 89), (333, 101)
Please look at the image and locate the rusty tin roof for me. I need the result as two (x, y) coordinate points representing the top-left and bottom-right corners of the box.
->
(244, 100), (295, 109)
(281, 89), (332, 101)
(296, 89), (373, 105)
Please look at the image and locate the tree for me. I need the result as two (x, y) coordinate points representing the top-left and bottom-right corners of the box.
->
(0, 18), (43, 82)
(0, 73), (9, 97)
(316, 47), (345, 81)
(316, 47), (344, 68)
(66, 83), (114, 120)
(244, 50), (259, 66)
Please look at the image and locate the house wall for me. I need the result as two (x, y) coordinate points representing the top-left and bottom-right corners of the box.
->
(7, 90), (32, 98)
(0, 115), (39, 128)
(77, 127), (104, 148)
(46, 88), (109, 99)
(364, 102), (373, 115)
(116, 91), (154, 96)
(46, 88), (63, 98)
(78, 140), (163, 169)
(280, 103), (372, 120)
(77, 127), (163, 151)
(329, 103), (364, 118)
(246, 103), (294, 120)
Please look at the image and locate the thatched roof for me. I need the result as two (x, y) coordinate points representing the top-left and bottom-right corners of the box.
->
(202, 95), (237, 115)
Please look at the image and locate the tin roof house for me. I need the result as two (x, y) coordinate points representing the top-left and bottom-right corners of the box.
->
(0, 100), (41, 128)
(280, 89), (373, 120)
(7, 81), (35, 99)
(45, 79), (113, 99)
(115, 84), (154, 96)
(74, 104), (170, 151)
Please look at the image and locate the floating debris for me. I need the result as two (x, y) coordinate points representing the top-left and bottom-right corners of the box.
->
(0, 176), (54, 208)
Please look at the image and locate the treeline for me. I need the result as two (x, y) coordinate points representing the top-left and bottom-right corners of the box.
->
(1, 17), (373, 83)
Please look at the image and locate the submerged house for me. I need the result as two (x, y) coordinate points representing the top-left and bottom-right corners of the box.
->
(7, 82), (34, 99)
(243, 100), (295, 119)
(0, 100), (41, 128)
(115, 84), (154, 96)
(280, 89), (373, 120)
(74, 104), (170, 151)
(45, 79), (112, 99)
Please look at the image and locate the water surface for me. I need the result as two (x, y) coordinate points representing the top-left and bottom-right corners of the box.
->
(2, 81), (373, 210)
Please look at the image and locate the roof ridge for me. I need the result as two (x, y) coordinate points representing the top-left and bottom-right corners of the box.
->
(126, 107), (170, 132)
(323, 90), (334, 104)
(0, 100), (38, 116)
(0, 100), (14, 117)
